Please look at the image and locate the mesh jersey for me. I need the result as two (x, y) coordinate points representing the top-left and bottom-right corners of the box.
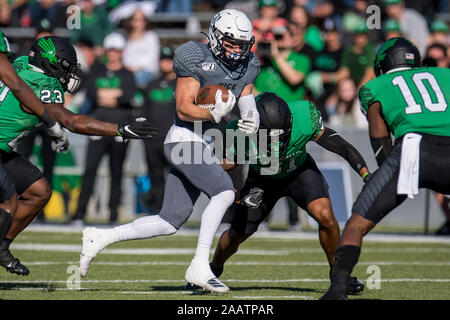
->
(173, 41), (260, 133)
(225, 100), (323, 179)
(359, 67), (450, 139)
(0, 56), (65, 153)
(0, 30), (11, 56)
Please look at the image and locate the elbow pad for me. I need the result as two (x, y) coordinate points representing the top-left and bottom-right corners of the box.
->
(370, 136), (393, 167)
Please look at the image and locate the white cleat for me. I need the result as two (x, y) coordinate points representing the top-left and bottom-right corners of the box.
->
(79, 227), (115, 277)
(184, 260), (229, 293)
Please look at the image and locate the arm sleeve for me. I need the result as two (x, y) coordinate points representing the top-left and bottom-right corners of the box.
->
(370, 135), (393, 167)
(315, 126), (368, 175)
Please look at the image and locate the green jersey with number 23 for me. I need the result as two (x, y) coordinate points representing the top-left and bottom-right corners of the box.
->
(359, 67), (450, 139)
(0, 55), (64, 153)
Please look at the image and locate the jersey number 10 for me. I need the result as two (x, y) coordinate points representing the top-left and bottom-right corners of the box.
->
(392, 72), (447, 114)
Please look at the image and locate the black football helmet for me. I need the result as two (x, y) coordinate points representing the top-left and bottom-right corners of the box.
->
(256, 92), (293, 154)
(374, 37), (421, 76)
(29, 36), (80, 93)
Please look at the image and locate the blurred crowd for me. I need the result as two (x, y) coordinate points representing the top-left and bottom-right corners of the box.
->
(0, 0), (449, 231)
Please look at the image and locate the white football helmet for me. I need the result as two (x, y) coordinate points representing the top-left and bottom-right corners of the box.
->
(207, 9), (255, 67)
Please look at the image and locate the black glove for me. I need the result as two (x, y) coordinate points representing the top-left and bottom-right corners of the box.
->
(240, 187), (264, 208)
(118, 117), (158, 139)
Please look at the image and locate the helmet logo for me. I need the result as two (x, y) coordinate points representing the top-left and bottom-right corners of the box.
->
(38, 37), (57, 65)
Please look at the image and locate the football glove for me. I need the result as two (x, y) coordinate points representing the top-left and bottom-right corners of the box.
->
(47, 123), (69, 153)
(210, 89), (236, 123)
(240, 187), (264, 208)
(118, 117), (158, 139)
(237, 118), (259, 135)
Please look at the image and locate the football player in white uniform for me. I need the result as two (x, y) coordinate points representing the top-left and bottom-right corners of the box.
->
(79, 9), (261, 293)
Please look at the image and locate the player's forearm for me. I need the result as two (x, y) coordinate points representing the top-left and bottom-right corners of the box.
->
(316, 127), (369, 177)
(65, 114), (119, 136)
(176, 103), (214, 122)
(370, 135), (393, 167)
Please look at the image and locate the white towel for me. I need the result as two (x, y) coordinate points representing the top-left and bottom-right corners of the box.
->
(397, 133), (422, 199)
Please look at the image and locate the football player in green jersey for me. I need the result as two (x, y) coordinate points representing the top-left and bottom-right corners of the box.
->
(207, 92), (371, 294)
(0, 36), (157, 276)
(321, 38), (450, 300)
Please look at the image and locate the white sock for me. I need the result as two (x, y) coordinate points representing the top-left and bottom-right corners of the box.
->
(193, 190), (235, 264)
(114, 215), (177, 242)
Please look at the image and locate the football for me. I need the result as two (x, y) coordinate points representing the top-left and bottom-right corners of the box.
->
(195, 84), (229, 109)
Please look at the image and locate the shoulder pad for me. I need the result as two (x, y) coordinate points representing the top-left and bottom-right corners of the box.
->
(173, 41), (207, 77)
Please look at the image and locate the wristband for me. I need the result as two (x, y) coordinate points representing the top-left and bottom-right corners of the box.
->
(362, 172), (369, 181)
(39, 109), (56, 128)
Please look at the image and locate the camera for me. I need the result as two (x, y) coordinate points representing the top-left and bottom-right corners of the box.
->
(272, 26), (287, 41)
(257, 41), (271, 59)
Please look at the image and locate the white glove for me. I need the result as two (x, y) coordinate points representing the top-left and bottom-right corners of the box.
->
(237, 118), (259, 134)
(209, 89), (236, 123)
(47, 123), (69, 153)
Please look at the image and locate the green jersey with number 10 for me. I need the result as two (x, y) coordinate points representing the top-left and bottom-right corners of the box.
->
(359, 67), (450, 139)
(0, 55), (65, 153)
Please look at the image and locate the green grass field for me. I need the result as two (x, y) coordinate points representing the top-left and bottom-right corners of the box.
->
(0, 227), (449, 300)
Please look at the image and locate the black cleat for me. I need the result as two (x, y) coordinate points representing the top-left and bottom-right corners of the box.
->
(0, 248), (30, 276)
(5, 258), (29, 276)
(347, 276), (364, 295)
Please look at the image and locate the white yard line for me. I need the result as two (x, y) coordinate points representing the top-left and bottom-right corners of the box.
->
(1, 278), (449, 284)
(23, 224), (450, 244)
(21, 261), (450, 266)
(10, 243), (450, 255)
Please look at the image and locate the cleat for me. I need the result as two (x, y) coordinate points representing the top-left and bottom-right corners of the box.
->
(79, 227), (116, 277)
(184, 263), (224, 291)
(184, 260), (229, 293)
(0, 248), (30, 276)
(347, 276), (364, 295)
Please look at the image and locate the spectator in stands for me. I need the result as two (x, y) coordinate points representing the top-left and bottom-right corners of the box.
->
(288, 20), (315, 63)
(384, 0), (429, 55)
(0, 0), (29, 27)
(252, 0), (287, 54)
(157, 0), (193, 13)
(336, 21), (376, 89)
(424, 43), (449, 68)
(122, 9), (160, 89)
(325, 77), (367, 129)
(427, 20), (449, 48)
(311, 18), (343, 122)
(70, 0), (113, 57)
(140, 46), (176, 213)
(29, 0), (73, 28)
(341, 0), (382, 44)
(254, 23), (311, 102)
(70, 33), (136, 226)
(383, 18), (402, 41)
(288, 4), (324, 52)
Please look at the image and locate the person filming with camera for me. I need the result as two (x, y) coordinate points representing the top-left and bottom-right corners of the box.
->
(254, 22), (311, 102)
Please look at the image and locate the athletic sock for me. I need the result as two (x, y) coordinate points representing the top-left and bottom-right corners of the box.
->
(0, 210), (12, 243)
(193, 190), (235, 265)
(0, 238), (12, 250)
(114, 214), (177, 242)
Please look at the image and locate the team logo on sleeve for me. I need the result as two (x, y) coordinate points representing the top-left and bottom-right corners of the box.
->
(202, 62), (216, 71)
